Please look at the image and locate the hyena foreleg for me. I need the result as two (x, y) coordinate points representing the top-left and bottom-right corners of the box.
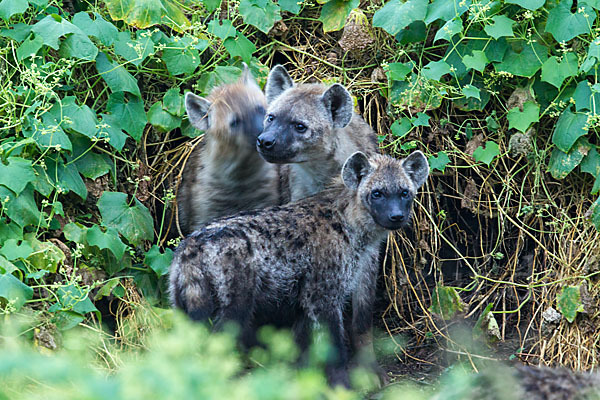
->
(318, 308), (350, 388)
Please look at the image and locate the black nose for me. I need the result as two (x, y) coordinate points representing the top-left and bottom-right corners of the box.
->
(257, 137), (275, 150)
(389, 213), (404, 223)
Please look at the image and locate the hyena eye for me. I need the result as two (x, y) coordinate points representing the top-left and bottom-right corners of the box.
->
(266, 114), (275, 123)
(294, 123), (307, 133)
(230, 117), (240, 128)
(401, 189), (409, 198)
(371, 190), (383, 199)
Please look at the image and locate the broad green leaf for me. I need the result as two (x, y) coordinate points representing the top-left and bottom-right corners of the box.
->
(59, 32), (98, 61)
(87, 225), (127, 259)
(163, 88), (184, 116)
(31, 165), (54, 197)
(106, 92), (147, 142)
(0, 185), (44, 228)
(96, 52), (141, 97)
(462, 50), (488, 72)
(22, 113), (71, 152)
(114, 31), (155, 66)
(0, 0), (28, 21)
(105, 0), (191, 32)
(505, 0), (544, 10)
(25, 234), (65, 273)
(59, 96), (99, 139)
(223, 32), (257, 64)
(425, 0), (469, 23)
(581, 148), (600, 194)
(590, 197), (600, 231)
(0, 255), (17, 275)
(31, 14), (77, 50)
(483, 15), (514, 39)
(507, 101), (540, 133)
(98, 192), (154, 245)
(45, 158), (87, 200)
(202, 0), (221, 12)
(573, 80), (600, 113)
(98, 114), (129, 151)
(429, 152), (450, 172)
(422, 60), (451, 80)
(412, 112), (430, 127)
(68, 138), (111, 179)
(16, 33), (43, 61)
(147, 102), (181, 132)
(238, 0), (281, 34)
(429, 285), (464, 320)
(0, 22), (31, 41)
(72, 12), (118, 46)
(495, 40), (548, 78)
(548, 137), (591, 179)
(556, 286), (584, 323)
(390, 117), (412, 137)
(63, 222), (87, 243)
(196, 65), (242, 94)
(462, 84), (480, 100)
(395, 20), (427, 44)
(207, 19), (237, 39)
(389, 74), (443, 111)
(319, 0), (359, 33)
(541, 53), (578, 88)
(386, 62), (413, 81)
(473, 141), (500, 165)
(51, 284), (98, 315)
(0, 222), (23, 245)
(373, 0), (428, 36)
(144, 245), (173, 276)
(546, 0), (595, 43)
(0, 239), (33, 261)
(280, 0), (301, 13)
(0, 157), (36, 195)
(0, 272), (33, 311)
(434, 17), (462, 42)
(552, 109), (588, 152)
(162, 36), (201, 76)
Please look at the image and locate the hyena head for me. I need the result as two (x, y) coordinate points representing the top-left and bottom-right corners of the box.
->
(342, 151), (429, 230)
(185, 64), (267, 147)
(256, 65), (354, 163)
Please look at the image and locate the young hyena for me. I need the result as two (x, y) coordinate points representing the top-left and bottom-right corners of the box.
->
(176, 66), (288, 235)
(169, 151), (429, 387)
(256, 65), (378, 202)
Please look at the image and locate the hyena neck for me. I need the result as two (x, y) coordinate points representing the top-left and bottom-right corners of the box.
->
(289, 157), (343, 201)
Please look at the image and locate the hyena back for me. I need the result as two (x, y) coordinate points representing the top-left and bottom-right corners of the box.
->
(169, 151), (429, 387)
(257, 65), (378, 202)
(176, 66), (288, 235)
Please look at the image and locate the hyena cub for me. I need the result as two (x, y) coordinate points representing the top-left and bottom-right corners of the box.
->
(169, 151), (429, 387)
(257, 65), (378, 201)
(176, 66), (286, 235)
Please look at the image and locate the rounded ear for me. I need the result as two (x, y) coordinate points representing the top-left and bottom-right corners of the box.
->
(342, 152), (371, 190)
(321, 84), (353, 128)
(265, 65), (294, 103)
(240, 62), (252, 85)
(185, 92), (211, 131)
(402, 151), (429, 189)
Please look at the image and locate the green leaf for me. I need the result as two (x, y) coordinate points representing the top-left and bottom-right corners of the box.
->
(556, 286), (584, 323)
(106, 92), (147, 142)
(202, 0), (221, 12)
(386, 62), (413, 81)
(0, 239), (33, 261)
(223, 32), (257, 64)
(0, 272), (33, 311)
(52, 284), (98, 315)
(31, 14), (77, 50)
(505, 0), (544, 10)
(483, 15), (514, 39)
(163, 88), (184, 116)
(462, 50), (488, 72)
(573, 80), (600, 113)
(104, 0), (191, 32)
(238, 0), (281, 34)
(581, 148), (600, 194)
(541, 53), (578, 89)
(22, 114), (72, 152)
(546, 0), (595, 43)
(0, 185), (44, 228)
(114, 31), (155, 66)
(98, 114), (129, 151)
(59, 96), (99, 139)
(144, 245), (173, 276)
(45, 158), (87, 200)
(495, 40), (548, 78)
(390, 117), (412, 137)
(462, 84), (480, 100)
(429, 152), (450, 172)
(280, 0), (301, 13)
(319, 0), (359, 33)
(548, 137), (591, 179)
(59, 32), (98, 61)
(162, 36), (201, 76)
(72, 12), (119, 46)
(25, 233), (65, 273)
(0, 157), (36, 195)
(0, 0), (28, 21)
(196, 65), (243, 94)
(552, 109), (588, 152)
(507, 101), (540, 133)
(412, 112), (430, 127)
(96, 52), (141, 97)
(147, 102), (181, 132)
(207, 19), (237, 39)
(473, 141), (500, 166)
(68, 138), (111, 179)
(98, 192), (154, 245)
(425, 0), (469, 23)
(64, 222), (87, 243)
(373, 0), (428, 36)
(0, 255), (17, 275)
(434, 17), (462, 42)
(16, 33), (43, 61)
(87, 225), (127, 259)
(590, 197), (600, 231)
(422, 60), (451, 80)
(429, 285), (464, 320)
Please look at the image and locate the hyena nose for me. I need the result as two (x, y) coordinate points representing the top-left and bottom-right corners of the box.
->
(257, 137), (275, 150)
(389, 212), (404, 223)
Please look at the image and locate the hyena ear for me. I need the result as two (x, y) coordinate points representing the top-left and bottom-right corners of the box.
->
(265, 65), (294, 102)
(402, 151), (429, 189)
(185, 92), (211, 131)
(342, 151), (371, 190)
(240, 62), (254, 85)
(321, 84), (353, 128)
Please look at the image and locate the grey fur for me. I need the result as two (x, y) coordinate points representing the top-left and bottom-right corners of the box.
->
(177, 72), (288, 235)
(169, 152), (429, 387)
(264, 65), (294, 102)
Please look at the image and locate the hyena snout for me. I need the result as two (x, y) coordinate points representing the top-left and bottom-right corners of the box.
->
(369, 194), (413, 230)
(256, 132), (276, 150)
